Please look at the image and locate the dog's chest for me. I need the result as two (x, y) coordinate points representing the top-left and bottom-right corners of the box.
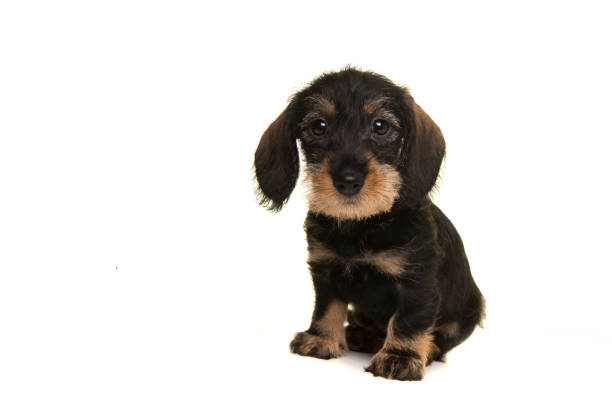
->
(326, 241), (402, 318)
(329, 232), (362, 258)
(310, 220), (412, 279)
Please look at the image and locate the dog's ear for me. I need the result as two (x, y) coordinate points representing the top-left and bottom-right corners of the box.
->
(254, 104), (300, 211)
(399, 93), (446, 207)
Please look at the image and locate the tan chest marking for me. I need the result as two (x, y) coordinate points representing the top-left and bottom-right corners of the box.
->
(308, 240), (409, 278)
(360, 249), (407, 277)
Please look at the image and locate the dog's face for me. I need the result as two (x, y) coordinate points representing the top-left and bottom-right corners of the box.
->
(254, 68), (445, 219)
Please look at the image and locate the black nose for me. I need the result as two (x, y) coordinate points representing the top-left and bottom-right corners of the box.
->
(333, 170), (365, 196)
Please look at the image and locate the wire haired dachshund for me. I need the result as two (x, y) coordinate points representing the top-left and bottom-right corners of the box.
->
(254, 67), (485, 381)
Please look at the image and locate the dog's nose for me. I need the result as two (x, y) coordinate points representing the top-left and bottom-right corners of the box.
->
(333, 170), (365, 196)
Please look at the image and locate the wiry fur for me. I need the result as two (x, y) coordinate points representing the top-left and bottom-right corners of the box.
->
(253, 67), (485, 381)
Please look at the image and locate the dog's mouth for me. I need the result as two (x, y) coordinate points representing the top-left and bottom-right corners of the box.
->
(303, 156), (402, 220)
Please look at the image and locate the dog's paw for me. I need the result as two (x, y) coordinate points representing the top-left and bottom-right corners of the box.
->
(365, 349), (424, 381)
(289, 331), (346, 360)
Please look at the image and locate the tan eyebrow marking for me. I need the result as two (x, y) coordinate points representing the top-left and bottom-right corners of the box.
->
(298, 95), (336, 131)
(363, 96), (392, 115)
(304, 94), (336, 117)
(363, 96), (400, 128)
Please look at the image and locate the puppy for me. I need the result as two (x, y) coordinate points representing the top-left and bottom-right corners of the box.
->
(254, 68), (485, 381)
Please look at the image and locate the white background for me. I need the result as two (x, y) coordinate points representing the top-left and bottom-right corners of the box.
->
(1, 1), (611, 407)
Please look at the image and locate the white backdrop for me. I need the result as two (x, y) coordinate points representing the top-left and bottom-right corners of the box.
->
(1, 1), (611, 407)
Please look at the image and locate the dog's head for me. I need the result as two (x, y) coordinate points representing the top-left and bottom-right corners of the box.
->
(254, 68), (445, 219)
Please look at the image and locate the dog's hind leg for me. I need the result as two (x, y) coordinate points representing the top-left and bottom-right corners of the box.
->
(430, 305), (484, 363)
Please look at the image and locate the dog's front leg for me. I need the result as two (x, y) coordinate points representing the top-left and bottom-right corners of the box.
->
(366, 284), (439, 381)
(289, 270), (347, 359)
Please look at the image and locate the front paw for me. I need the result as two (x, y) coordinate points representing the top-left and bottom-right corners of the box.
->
(289, 331), (346, 360)
(365, 349), (424, 381)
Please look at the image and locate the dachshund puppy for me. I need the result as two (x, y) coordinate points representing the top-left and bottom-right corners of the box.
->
(254, 68), (485, 381)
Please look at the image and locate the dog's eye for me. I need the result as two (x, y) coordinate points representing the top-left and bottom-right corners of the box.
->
(311, 119), (327, 136)
(373, 119), (389, 136)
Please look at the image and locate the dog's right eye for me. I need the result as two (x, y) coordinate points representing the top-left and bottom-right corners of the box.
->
(310, 119), (327, 136)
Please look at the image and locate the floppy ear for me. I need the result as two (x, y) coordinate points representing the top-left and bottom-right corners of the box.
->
(400, 94), (446, 207)
(254, 105), (300, 211)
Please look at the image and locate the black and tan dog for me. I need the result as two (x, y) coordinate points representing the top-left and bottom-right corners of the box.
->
(254, 68), (485, 381)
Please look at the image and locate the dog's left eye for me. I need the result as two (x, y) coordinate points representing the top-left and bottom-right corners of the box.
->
(373, 119), (389, 136)
(311, 119), (328, 136)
